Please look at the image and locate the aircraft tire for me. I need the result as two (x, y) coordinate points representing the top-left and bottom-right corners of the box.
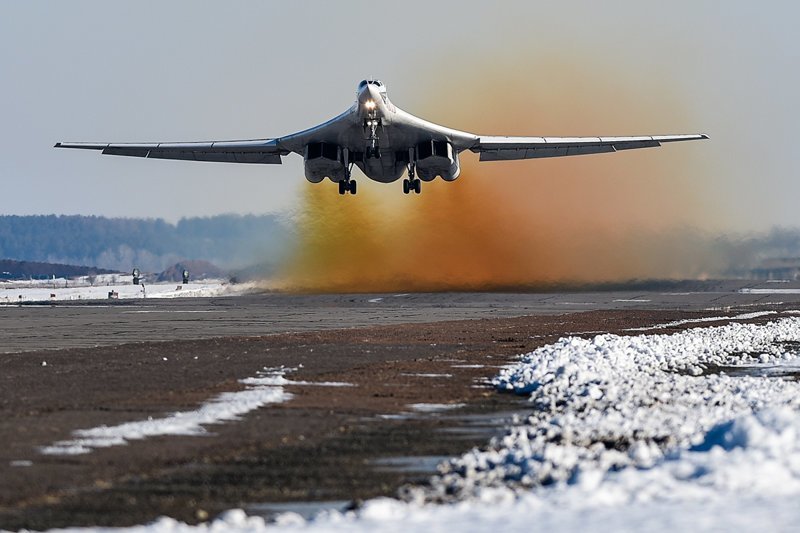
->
(350, 180), (357, 195)
(338, 181), (346, 195)
(403, 179), (410, 194)
(414, 179), (421, 194)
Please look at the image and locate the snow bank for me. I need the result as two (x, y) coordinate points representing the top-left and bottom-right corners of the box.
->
(422, 319), (800, 501)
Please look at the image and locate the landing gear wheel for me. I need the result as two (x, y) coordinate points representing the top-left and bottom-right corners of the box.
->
(403, 179), (410, 194)
(338, 180), (346, 195)
(349, 179), (357, 195)
(413, 178), (421, 194)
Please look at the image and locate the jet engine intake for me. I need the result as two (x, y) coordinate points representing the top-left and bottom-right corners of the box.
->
(304, 142), (346, 183)
(415, 140), (460, 181)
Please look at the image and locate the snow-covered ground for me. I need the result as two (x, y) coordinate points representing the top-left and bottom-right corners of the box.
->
(0, 274), (255, 303)
(41, 317), (800, 532)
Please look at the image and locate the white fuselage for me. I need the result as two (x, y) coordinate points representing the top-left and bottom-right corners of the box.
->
(285, 80), (475, 184)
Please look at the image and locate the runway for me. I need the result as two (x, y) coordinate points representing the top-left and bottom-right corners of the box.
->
(2, 281), (800, 529)
(2, 280), (799, 353)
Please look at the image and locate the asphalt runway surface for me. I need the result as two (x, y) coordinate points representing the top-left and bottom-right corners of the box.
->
(2, 280), (799, 353)
(2, 280), (800, 529)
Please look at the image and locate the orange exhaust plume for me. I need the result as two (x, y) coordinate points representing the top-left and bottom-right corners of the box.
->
(272, 62), (727, 293)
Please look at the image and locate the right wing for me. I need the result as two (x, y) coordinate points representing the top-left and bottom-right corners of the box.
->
(470, 134), (708, 161)
(54, 139), (289, 164)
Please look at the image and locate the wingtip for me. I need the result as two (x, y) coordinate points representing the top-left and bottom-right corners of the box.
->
(54, 142), (62, 148)
(700, 133), (710, 140)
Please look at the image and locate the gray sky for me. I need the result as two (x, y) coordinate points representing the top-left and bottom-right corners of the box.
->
(1, 1), (797, 232)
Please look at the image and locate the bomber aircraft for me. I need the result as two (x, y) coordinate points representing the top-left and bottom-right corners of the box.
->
(56, 79), (707, 195)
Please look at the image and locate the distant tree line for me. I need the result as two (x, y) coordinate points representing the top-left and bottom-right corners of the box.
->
(0, 214), (290, 272)
(0, 259), (116, 280)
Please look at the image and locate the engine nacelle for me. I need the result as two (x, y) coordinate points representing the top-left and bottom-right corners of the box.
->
(304, 142), (346, 183)
(415, 140), (461, 182)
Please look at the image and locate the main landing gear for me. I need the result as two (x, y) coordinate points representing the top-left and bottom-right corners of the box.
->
(338, 166), (357, 195)
(403, 164), (421, 194)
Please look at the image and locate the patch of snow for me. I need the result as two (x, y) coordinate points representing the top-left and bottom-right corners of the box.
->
(240, 374), (354, 388)
(40, 368), (292, 456)
(625, 310), (777, 331)
(408, 403), (466, 413)
(1, 279), (256, 303)
(740, 288), (800, 294)
(401, 373), (453, 378)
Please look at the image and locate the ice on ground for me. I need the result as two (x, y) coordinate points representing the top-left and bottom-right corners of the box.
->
(40, 368), (292, 456)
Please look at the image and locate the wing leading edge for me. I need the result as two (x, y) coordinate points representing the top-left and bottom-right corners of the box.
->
(470, 134), (708, 161)
(54, 140), (288, 164)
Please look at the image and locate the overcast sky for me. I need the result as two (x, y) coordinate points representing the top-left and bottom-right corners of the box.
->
(1, 1), (797, 232)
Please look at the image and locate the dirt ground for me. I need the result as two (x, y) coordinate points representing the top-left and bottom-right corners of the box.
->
(0, 303), (795, 530)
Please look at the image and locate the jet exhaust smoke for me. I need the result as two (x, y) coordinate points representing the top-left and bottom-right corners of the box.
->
(272, 62), (727, 293)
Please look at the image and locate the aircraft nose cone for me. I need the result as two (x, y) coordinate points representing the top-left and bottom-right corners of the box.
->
(359, 84), (378, 104)
(358, 85), (382, 114)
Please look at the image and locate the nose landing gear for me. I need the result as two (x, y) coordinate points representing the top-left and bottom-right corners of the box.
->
(364, 116), (381, 160)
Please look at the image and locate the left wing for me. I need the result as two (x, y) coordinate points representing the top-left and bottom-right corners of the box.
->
(54, 106), (357, 164)
(470, 134), (708, 161)
(54, 139), (289, 164)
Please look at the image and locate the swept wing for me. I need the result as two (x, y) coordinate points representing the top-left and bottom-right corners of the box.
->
(470, 134), (708, 161)
(54, 139), (288, 164)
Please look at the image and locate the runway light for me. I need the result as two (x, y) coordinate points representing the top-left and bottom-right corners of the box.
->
(365, 100), (376, 110)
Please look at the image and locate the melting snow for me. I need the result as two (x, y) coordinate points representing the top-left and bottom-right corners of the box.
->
(40, 368), (293, 456)
(408, 403), (466, 413)
(625, 310), (777, 331)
